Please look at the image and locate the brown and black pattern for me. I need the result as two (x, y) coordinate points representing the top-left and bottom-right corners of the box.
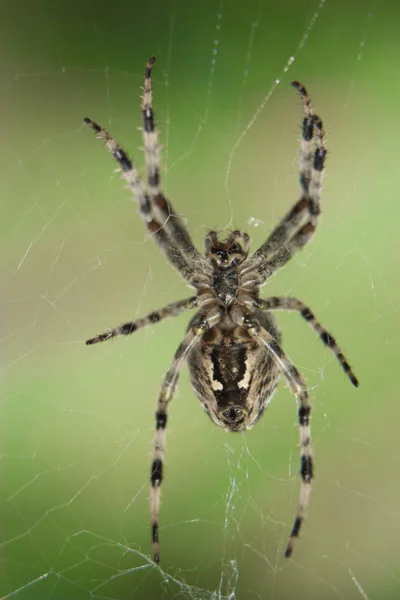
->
(245, 82), (326, 288)
(254, 296), (359, 387)
(86, 297), (198, 345)
(84, 58), (359, 564)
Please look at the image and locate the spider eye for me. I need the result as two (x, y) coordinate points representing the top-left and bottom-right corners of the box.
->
(216, 249), (229, 263)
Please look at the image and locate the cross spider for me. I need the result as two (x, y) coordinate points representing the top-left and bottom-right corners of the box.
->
(84, 57), (359, 564)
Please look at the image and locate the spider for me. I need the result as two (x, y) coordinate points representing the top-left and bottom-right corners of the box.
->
(84, 57), (359, 564)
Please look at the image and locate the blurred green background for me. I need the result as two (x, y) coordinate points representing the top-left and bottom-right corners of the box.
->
(2, 0), (400, 598)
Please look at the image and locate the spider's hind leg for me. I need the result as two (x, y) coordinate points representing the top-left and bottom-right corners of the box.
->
(230, 306), (313, 559)
(150, 305), (223, 563)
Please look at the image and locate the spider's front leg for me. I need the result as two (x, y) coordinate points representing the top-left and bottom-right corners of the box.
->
(150, 304), (223, 564)
(140, 58), (210, 283)
(83, 117), (197, 282)
(246, 82), (327, 287)
(84, 57), (211, 288)
(230, 305), (313, 558)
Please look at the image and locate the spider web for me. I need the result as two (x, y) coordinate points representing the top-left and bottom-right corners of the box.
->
(2, 0), (400, 598)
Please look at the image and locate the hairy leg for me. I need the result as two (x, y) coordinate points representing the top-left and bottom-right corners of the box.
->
(141, 58), (207, 270)
(230, 305), (313, 559)
(150, 304), (223, 563)
(84, 118), (198, 282)
(86, 297), (198, 345)
(253, 296), (359, 386)
(248, 83), (327, 285)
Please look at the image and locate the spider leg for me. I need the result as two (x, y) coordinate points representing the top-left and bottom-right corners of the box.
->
(86, 296), (198, 345)
(248, 84), (327, 285)
(292, 81), (316, 197)
(240, 216), (318, 287)
(291, 82), (326, 226)
(83, 118), (196, 282)
(250, 197), (310, 268)
(141, 58), (207, 274)
(255, 221), (318, 286)
(150, 304), (223, 563)
(230, 305), (313, 559)
(252, 296), (359, 387)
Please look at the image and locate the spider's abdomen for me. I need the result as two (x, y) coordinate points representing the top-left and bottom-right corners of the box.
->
(187, 311), (282, 432)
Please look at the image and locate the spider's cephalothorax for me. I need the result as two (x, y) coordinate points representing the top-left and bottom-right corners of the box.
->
(84, 57), (359, 564)
(205, 230), (249, 304)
